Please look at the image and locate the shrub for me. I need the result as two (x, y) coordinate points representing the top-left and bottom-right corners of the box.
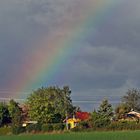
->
(42, 124), (53, 132)
(26, 123), (42, 133)
(94, 118), (111, 128)
(78, 121), (90, 129)
(108, 121), (140, 131)
(71, 127), (81, 132)
(53, 123), (65, 130)
(0, 126), (12, 135)
(70, 121), (90, 132)
(12, 126), (25, 135)
(53, 123), (65, 131)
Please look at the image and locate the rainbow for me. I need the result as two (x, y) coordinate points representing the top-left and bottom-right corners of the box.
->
(10, 0), (121, 98)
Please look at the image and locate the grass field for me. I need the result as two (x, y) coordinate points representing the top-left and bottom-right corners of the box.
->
(0, 131), (140, 140)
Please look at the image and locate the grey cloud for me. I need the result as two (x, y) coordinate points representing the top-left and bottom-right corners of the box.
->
(88, 0), (140, 47)
(56, 44), (140, 99)
(0, 0), (140, 110)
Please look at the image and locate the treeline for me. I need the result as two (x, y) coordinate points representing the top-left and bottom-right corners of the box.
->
(0, 86), (76, 134)
(0, 87), (140, 135)
(73, 88), (140, 131)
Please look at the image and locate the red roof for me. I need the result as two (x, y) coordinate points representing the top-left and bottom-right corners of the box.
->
(76, 112), (90, 121)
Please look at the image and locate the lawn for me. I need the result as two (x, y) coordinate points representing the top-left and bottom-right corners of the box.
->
(0, 131), (140, 140)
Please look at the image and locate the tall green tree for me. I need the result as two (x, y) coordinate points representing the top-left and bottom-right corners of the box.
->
(8, 100), (23, 134)
(0, 102), (10, 126)
(122, 88), (140, 111)
(27, 86), (75, 123)
(90, 99), (113, 128)
(8, 100), (22, 127)
(98, 99), (113, 119)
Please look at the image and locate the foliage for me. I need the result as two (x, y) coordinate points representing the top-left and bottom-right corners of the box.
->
(8, 100), (23, 134)
(53, 123), (65, 131)
(42, 123), (65, 132)
(115, 103), (130, 119)
(108, 121), (140, 131)
(1, 88), (140, 135)
(41, 124), (53, 132)
(91, 113), (110, 128)
(122, 88), (140, 111)
(12, 126), (26, 135)
(89, 100), (113, 128)
(26, 123), (42, 133)
(27, 86), (75, 123)
(71, 121), (90, 132)
(98, 99), (113, 119)
(0, 103), (10, 126)
(0, 126), (12, 135)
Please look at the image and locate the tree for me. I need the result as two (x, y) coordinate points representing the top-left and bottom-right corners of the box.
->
(8, 100), (23, 134)
(115, 103), (130, 119)
(27, 86), (75, 123)
(0, 102), (10, 126)
(122, 89), (140, 111)
(98, 99), (113, 119)
(90, 99), (113, 128)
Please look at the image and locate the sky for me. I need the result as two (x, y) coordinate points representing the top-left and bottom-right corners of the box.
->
(0, 0), (140, 110)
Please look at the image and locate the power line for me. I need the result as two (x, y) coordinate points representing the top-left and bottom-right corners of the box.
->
(0, 97), (120, 103)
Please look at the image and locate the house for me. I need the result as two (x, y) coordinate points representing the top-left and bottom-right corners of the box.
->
(126, 111), (140, 122)
(65, 112), (90, 129)
(66, 117), (81, 129)
(22, 121), (38, 127)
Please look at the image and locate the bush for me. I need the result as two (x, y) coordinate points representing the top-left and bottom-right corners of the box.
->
(108, 121), (140, 131)
(80, 121), (90, 129)
(0, 126), (12, 135)
(42, 124), (53, 132)
(26, 123), (42, 133)
(53, 123), (65, 131)
(70, 121), (90, 132)
(12, 126), (26, 135)
(71, 127), (82, 132)
(94, 118), (111, 128)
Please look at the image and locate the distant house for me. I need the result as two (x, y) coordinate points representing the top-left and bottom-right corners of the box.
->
(125, 111), (140, 122)
(66, 117), (81, 129)
(22, 121), (38, 127)
(76, 112), (90, 121)
(127, 111), (140, 118)
(65, 112), (90, 129)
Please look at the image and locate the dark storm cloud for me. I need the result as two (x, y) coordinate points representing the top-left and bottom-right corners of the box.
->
(59, 44), (140, 97)
(0, 0), (140, 104)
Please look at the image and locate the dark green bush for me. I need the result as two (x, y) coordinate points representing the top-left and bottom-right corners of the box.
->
(94, 118), (111, 128)
(108, 121), (140, 131)
(42, 124), (53, 132)
(70, 121), (90, 132)
(71, 127), (82, 132)
(12, 126), (25, 135)
(26, 123), (42, 133)
(53, 123), (65, 131)
(80, 121), (90, 129)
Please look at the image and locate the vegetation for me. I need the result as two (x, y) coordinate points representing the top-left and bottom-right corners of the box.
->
(115, 103), (130, 120)
(122, 88), (140, 111)
(0, 103), (10, 126)
(0, 87), (140, 135)
(27, 86), (75, 124)
(8, 100), (23, 134)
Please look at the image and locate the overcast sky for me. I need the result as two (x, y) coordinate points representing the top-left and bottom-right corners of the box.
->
(0, 0), (140, 109)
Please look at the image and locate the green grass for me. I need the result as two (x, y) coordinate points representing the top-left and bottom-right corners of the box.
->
(1, 131), (140, 140)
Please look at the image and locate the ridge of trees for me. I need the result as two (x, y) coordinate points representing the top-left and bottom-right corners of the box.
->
(0, 87), (140, 134)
